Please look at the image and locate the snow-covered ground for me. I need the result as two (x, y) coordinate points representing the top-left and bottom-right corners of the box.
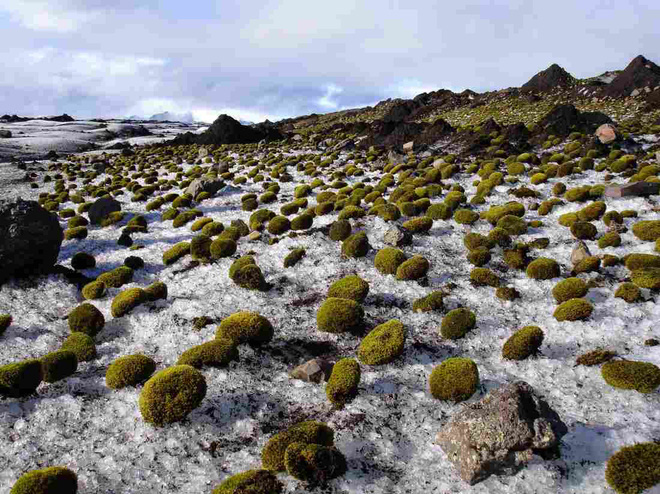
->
(0, 144), (659, 494)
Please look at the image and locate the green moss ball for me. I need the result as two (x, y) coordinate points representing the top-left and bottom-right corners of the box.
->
(0, 313), (12, 336)
(97, 266), (134, 288)
(632, 220), (660, 241)
(453, 209), (479, 225)
(317, 297), (364, 334)
(412, 291), (444, 312)
(526, 257), (560, 280)
(71, 252), (96, 270)
(177, 339), (238, 368)
(64, 227), (88, 240)
(341, 232), (370, 258)
(624, 253), (660, 271)
(10, 466), (78, 494)
(553, 298), (593, 321)
(598, 231), (622, 249)
(577, 201), (606, 221)
(502, 326), (544, 360)
(144, 281), (168, 302)
(496, 286), (520, 301)
(403, 216), (434, 232)
(68, 303), (104, 337)
(162, 241), (190, 265)
(105, 354), (156, 390)
(357, 319), (406, 366)
(467, 247), (491, 267)
(138, 365), (207, 426)
(429, 357), (479, 402)
(216, 311), (274, 346)
(111, 287), (148, 318)
(615, 283), (642, 303)
(61, 333), (97, 362)
(291, 213), (313, 231)
(284, 248), (306, 268)
(570, 221), (598, 240)
(261, 421), (335, 471)
(470, 267), (500, 287)
(601, 360), (660, 394)
(284, 443), (347, 484)
(426, 203), (452, 220)
(267, 216), (291, 235)
(327, 275), (370, 302)
(605, 442), (660, 494)
(212, 469), (283, 494)
(40, 350), (77, 383)
(631, 268), (660, 290)
(190, 234), (212, 263)
(496, 215), (528, 235)
(210, 238), (237, 259)
(374, 247), (406, 275)
(440, 308), (476, 340)
(328, 220), (352, 241)
(488, 227), (512, 247)
(395, 255), (430, 280)
(201, 221), (224, 237)
(552, 277), (588, 304)
(464, 233), (494, 251)
(326, 358), (361, 409)
(0, 359), (43, 397)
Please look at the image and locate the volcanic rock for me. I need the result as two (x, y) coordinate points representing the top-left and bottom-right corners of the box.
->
(535, 104), (612, 137)
(595, 123), (619, 144)
(604, 55), (660, 98)
(88, 197), (121, 225)
(521, 64), (575, 93)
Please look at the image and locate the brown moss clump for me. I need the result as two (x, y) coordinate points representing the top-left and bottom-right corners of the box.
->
(576, 349), (616, 366)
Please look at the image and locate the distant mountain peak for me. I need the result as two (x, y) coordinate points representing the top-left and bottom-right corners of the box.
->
(521, 64), (575, 93)
(604, 54), (660, 97)
(148, 111), (194, 123)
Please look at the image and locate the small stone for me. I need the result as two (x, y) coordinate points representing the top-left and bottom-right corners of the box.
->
(571, 240), (591, 266)
(403, 141), (414, 153)
(289, 358), (334, 383)
(247, 231), (261, 242)
(604, 182), (660, 198)
(383, 226), (413, 247)
(644, 338), (659, 347)
(595, 123), (619, 144)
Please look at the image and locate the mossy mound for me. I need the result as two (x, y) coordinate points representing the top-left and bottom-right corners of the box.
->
(502, 326), (544, 361)
(553, 298), (593, 321)
(40, 350), (77, 383)
(177, 339), (238, 368)
(232, 262), (267, 290)
(261, 421), (335, 471)
(216, 311), (274, 346)
(267, 216), (291, 235)
(284, 248), (306, 268)
(488, 227), (512, 247)
(328, 275), (370, 302)
(317, 298), (364, 334)
(615, 283), (642, 303)
(71, 252), (95, 270)
(429, 357), (479, 403)
(106, 354), (156, 389)
(64, 226), (88, 240)
(61, 333), (97, 362)
(210, 238), (237, 259)
(598, 231), (622, 248)
(412, 291), (444, 312)
(97, 266), (134, 288)
(552, 277), (588, 304)
(341, 232), (370, 258)
(212, 469), (283, 494)
(624, 253), (660, 271)
(10, 466), (78, 494)
(605, 442), (660, 494)
(374, 247), (406, 275)
(329, 220), (351, 241)
(467, 247), (491, 266)
(124, 256), (144, 270)
(503, 248), (529, 270)
(601, 360), (660, 394)
(526, 257), (560, 280)
(326, 358), (361, 409)
(395, 255), (430, 280)
(577, 201), (606, 221)
(0, 359), (43, 397)
(111, 287), (148, 318)
(190, 234), (212, 263)
(0, 313), (12, 336)
(483, 202), (525, 225)
(138, 365), (207, 426)
(496, 215), (528, 235)
(470, 267), (500, 287)
(496, 286), (521, 301)
(464, 233), (493, 251)
(403, 216), (434, 233)
(453, 209), (479, 225)
(440, 308), (476, 340)
(426, 203), (452, 220)
(144, 281), (168, 302)
(576, 349), (616, 366)
(68, 303), (105, 337)
(358, 320), (406, 365)
(284, 443), (347, 485)
(632, 220), (660, 241)
(570, 221), (598, 240)
(162, 241), (190, 265)
(631, 268), (660, 290)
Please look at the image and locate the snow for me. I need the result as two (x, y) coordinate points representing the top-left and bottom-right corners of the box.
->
(0, 144), (659, 494)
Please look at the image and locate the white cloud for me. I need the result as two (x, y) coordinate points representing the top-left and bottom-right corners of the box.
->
(0, 0), (99, 32)
(317, 84), (344, 110)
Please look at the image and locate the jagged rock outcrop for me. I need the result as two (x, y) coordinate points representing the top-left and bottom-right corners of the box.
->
(522, 64), (575, 93)
(171, 114), (283, 146)
(535, 104), (612, 137)
(604, 55), (660, 98)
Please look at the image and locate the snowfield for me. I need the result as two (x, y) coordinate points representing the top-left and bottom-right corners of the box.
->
(0, 142), (659, 494)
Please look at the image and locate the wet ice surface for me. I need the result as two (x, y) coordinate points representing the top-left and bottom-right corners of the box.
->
(0, 146), (659, 494)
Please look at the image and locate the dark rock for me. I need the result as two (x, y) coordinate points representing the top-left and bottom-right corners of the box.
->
(185, 177), (225, 199)
(44, 113), (75, 122)
(521, 64), (575, 93)
(604, 182), (660, 198)
(383, 226), (413, 247)
(289, 358), (335, 383)
(117, 232), (133, 247)
(88, 197), (121, 225)
(45, 150), (59, 160)
(0, 130), (11, 138)
(172, 114), (283, 146)
(382, 100), (419, 123)
(604, 55), (660, 98)
(535, 104), (612, 137)
(0, 199), (63, 284)
(436, 381), (567, 485)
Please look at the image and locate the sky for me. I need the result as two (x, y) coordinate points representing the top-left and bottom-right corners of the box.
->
(0, 0), (658, 123)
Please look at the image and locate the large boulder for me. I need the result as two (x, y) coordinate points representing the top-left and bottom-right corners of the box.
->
(88, 197), (121, 225)
(521, 64), (575, 93)
(172, 114), (283, 146)
(0, 199), (63, 283)
(185, 177), (225, 199)
(536, 104), (612, 137)
(436, 381), (567, 485)
(0, 130), (11, 138)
